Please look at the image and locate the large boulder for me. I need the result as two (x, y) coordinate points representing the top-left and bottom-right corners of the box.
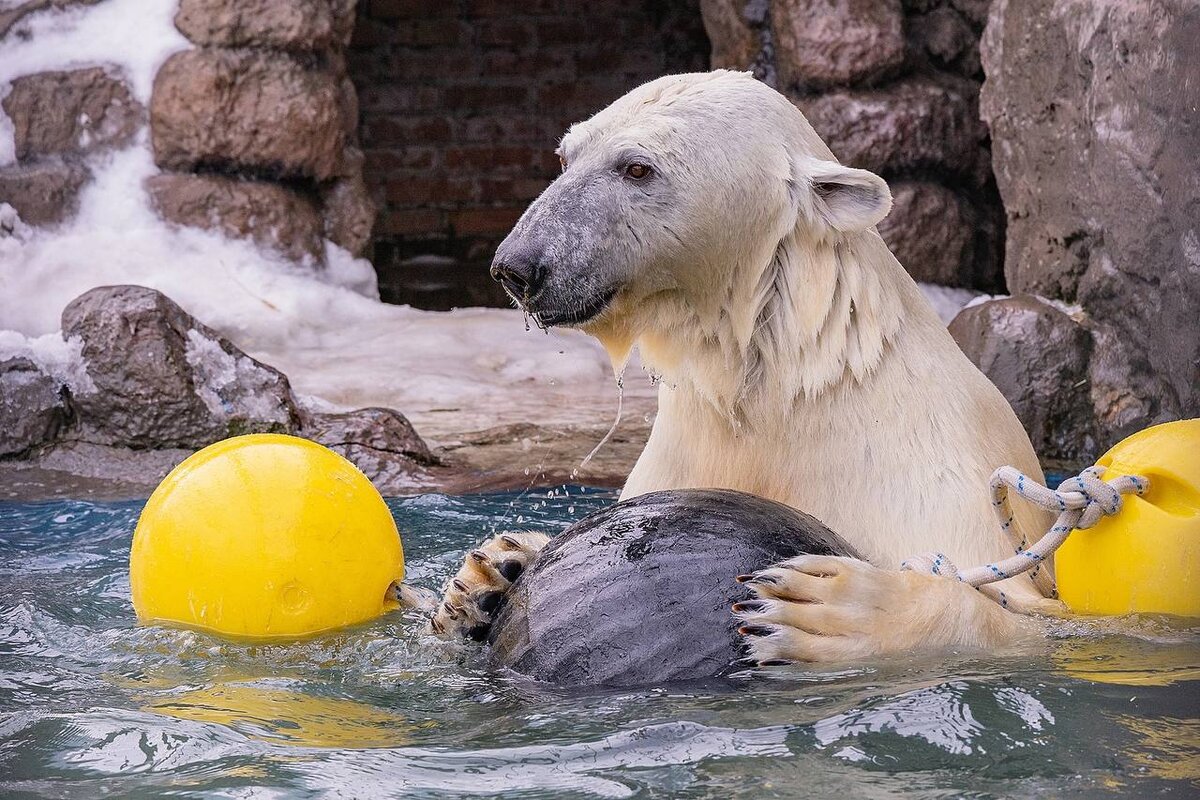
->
(797, 75), (988, 181)
(981, 0), (1200, 446)
(770, 0), (905, 89)
(0, 160), (90, 227)
(699, 0), (761, 71)
(2, 68), (142, 160)
(950, 296), (1097, 466)
(0, 357), (70, 457)
(150, 49), (346, 181)
(61, 286), (301, 449)
(174, 0), (355, 51)
(145, 173), (325, 264)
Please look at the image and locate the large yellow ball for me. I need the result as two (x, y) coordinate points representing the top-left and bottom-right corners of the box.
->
(130, 434), (404, 640)
(1056, 418), (1200, 617)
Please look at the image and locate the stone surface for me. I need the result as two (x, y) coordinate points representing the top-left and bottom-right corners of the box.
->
(909, 4), (982, 77)
(303, 406), (437, 492)
(950, 296), (1097, 466)
(699, 0), (761, 70)
(319, 156), (375, 257)
(771, 0), (905, 89)
(981, 0), (1200, 445)
(2, 68), (142, 160)
(798, 75), (987, 180)
(61, 285), (301, 449)
(0, 0), (102, 41)
(0, 357), (69, 457)
(0, 160), (90, 227)
(151, 49), (346, 181)
(174, 0), (352, 50)
(879, 181), (973, 285)
(145, 173), (325, 264)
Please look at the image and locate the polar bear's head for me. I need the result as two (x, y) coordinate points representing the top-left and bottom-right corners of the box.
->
(491, 70), (893, 366)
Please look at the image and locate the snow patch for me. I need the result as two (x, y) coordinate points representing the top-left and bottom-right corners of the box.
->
(0, 0), (187, 105)
(0, 329), (95, 394)
(184, 329), (291, 424)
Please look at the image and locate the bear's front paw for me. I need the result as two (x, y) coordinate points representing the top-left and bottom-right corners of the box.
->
(431, 531), (550, 641)
(732, 554), (1017, 665)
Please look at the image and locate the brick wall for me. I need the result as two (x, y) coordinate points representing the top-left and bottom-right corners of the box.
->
(347, 0), (709, 309)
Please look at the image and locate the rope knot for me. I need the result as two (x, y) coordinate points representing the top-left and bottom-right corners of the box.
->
(902, 464), (1148, 598)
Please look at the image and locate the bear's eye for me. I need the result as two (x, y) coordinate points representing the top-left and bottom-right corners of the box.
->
(624, 163), (651, 180)
(559, 155), (567, 172)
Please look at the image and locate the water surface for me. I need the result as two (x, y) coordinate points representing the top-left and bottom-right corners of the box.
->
(1, 490), (1197, 798)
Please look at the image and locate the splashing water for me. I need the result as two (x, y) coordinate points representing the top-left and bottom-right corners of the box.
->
(1, 492), (1198, 799)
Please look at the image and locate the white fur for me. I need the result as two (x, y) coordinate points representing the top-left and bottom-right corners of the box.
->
(571, 72), (1058, 657)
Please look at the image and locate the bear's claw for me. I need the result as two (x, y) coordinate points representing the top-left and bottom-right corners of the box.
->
(735, 554), (1038, 666)
(431, 531), (551, 639)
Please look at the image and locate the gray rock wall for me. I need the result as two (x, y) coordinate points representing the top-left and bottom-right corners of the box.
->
(700, 0), (1005, 291)
(963, 0), (1200, 465)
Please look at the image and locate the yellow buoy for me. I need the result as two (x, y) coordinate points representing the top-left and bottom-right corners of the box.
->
(1056, 419), (1200, 617)
(130, 434), (403, 640)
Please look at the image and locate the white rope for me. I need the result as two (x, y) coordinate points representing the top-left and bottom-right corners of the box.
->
(901, 465), (1149, 607)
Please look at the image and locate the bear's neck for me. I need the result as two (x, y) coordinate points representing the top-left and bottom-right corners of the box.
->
(637, 228), (920, 427)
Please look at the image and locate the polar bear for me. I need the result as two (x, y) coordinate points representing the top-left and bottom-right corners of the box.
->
(425, 70), (1063, 663)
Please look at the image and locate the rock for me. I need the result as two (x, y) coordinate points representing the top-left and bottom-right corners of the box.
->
(146, 173), (325, 264)
(950, 296), (1097, 466)
(771, 0), (905, 89)
(303, 407), (437, 491)
(319, 148), (375, 256)
(319, 175), (375, 256)
(150, 49), (346, 181)
(950, 0), (991, 25)
(0, 0), (102, 42)
(981, 0), (1200, 447)
(797, 75), (987, 180)
(61, 285), (301, 449)
(878, 182), (973, 285)
(0, 357), (70, 457)
(174, 0), (350, 51)
(0, 159), (90, 227)
(488, 489), (858, 686)
(2, 68), (142, 160)
(909, 5), (982, 76)
(699, 0), (762, 70)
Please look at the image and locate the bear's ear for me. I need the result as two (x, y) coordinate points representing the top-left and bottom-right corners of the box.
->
(802, 160), (892, 234)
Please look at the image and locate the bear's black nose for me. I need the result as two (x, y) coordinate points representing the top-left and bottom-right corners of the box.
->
(490, 254), (546, 302)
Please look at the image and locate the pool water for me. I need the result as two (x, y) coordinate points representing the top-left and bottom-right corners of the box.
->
(1, 490), (1197, 799)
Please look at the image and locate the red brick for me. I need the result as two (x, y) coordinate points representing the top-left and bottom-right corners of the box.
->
(368, 0), (453, 19)
(450, 206), (524, 235)
(380, 208), (446, 236)
(443, 84), (529, 110)
(468, 0), (559, 16)
(387, 176), (477, 205)
(538, 81), (622, 113)
(476, 19), (533, 46)
(459, 115), (551, 143)
(358, 85), (441, 113)
(444, 145), (538, 171)
(413, 19), (466, 46)
(368, 115), (454, 145)
(364, 147), (437, 172)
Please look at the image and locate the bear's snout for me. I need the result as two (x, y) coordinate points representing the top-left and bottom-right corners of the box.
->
(490, 244), (547, 306)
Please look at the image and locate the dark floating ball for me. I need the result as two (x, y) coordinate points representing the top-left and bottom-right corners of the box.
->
(487, 489), (858, 687)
